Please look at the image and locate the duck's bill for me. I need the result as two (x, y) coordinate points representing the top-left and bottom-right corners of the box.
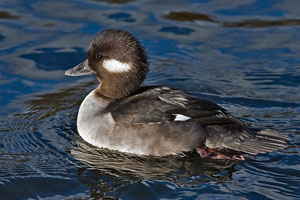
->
(65, 59), (93, 76)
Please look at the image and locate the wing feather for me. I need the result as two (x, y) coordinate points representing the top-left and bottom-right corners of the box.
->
(107, 86), (237, 126)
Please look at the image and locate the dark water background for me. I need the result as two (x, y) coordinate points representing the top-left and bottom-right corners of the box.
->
(1, 0), (300, 199)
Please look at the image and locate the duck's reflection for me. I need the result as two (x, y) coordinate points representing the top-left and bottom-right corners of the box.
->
(72, 135), (237, 187)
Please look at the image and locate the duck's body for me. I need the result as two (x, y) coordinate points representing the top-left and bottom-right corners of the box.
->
(66, 29), (289, 160)
(78, 87), (208, 156)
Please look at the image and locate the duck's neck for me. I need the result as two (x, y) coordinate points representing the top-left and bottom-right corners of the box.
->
(95, 77), (142, 100)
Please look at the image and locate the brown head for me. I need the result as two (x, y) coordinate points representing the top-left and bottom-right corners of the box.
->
(65, 29), (148, 99)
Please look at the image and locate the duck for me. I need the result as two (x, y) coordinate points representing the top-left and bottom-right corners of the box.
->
(65, 29), (289, 160)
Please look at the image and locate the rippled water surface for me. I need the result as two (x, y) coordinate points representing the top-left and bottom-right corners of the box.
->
(1, 0), (300, 199)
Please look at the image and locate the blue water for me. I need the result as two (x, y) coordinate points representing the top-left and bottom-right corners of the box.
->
(0, 0), (300, 199)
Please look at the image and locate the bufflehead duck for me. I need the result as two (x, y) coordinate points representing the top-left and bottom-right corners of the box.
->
(65, 29), (289, 160)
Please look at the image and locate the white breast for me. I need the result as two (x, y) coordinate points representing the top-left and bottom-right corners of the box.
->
(77, 90), (115, 149)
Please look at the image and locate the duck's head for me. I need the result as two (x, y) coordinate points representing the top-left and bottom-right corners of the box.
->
(65, 29), (148, 99)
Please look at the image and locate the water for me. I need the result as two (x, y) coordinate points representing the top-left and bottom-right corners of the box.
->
(0, 0), (300, 199)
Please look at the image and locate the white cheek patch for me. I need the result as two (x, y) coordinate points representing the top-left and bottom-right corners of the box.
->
(103, 59), (131, 73)
(174, 114), (191, 121)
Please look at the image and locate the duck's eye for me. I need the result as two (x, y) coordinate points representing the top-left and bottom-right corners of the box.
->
(96, 53), (103, 60)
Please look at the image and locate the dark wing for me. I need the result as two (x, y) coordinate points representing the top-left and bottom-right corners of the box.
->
(106, 86), (289, 155)
(105, 86), (242, 126)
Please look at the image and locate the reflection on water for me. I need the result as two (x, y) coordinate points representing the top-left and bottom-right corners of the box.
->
(163, 11), (215, 22)
(105, 12), (136, 23)
(0, 0), (300, 199)
(20, 47), (87, 71)
(72, 135), (236, 184)
(0, 10), (20, 19)
(164, 11), (300, 28)
(159, 26), (194, 35)
(223, 18), (300, 28)
(93, 0), (134, 4)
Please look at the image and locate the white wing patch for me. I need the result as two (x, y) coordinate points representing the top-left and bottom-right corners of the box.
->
(103, 59), (131, 72)
(174, 114), (191, 121)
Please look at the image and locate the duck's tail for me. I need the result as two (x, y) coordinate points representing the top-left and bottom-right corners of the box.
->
(197, 125), (290, 160)
(238, 128), (290, 155)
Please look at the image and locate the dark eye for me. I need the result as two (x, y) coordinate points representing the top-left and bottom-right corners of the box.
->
(96, 53), (103, 60)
